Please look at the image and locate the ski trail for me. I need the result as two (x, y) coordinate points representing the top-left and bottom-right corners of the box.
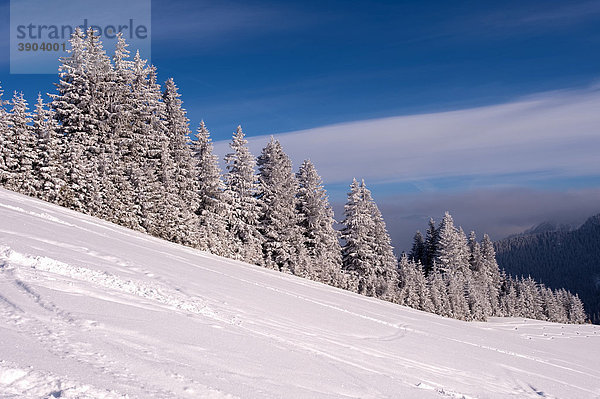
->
(0, 360), (126, 399)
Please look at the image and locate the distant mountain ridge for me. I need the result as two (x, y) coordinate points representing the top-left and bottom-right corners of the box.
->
(495, 213), (600, 323)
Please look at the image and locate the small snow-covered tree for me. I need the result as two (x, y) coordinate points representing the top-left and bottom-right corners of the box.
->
(398, 254), (432, 311)
(224, 126), (263, 265)
(296, 159), (343, 285)
(428, 263), (452, 317)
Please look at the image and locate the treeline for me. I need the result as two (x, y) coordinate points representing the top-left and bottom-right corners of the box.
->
(495, 215), (600, 324)
(0, 29), (586, 323)
(404, 214), (586, 323)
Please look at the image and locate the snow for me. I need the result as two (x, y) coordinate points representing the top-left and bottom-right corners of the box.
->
(0, 188), (599, 398)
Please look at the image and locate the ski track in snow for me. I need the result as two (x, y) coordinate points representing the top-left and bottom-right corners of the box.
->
(1, 188), (600, 398)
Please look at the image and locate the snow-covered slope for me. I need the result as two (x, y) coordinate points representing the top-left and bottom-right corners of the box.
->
(0, 188), (599, 399)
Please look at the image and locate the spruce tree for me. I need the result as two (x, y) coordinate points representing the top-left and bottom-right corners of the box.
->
(296, 159), (343, 285)
(341, 179), (397, 299)
(223, 126), (263, 265)
(6, 92), (36, 195)
(162, 78), (199, 247)
(423, 218), (438, 274)
(257, 137), (308, 275)
(192, 121), (232, 256)
(0, 83), (9, 184)
(32, 93), (64, 202)
(409, 231), (426, 265)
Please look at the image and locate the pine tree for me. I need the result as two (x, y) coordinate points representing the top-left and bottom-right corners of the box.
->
(6, 92), (36, 195)
(32, 93), (64, 202)
(409, 231), (426, 265)
(341, 179), (377, 295)
(423, 218), (439, 274)
(362, 181), (399, 300)
(480, 234), (502, 316)
(0, 83), (9, 185)
(223, 126), (263, 265)
(51, 28), (100, 211)
(341, 179), (398, 299)
(398, 254), (433, 311)
(428, 263), (452, 317)
(162, 77), (199, 247)
(256, 137), (308, 275)
(296, 159), (343, 285)
(192, 121), (232, 256)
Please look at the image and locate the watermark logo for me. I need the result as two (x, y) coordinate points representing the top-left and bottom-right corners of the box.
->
(10, 0), (151, 74)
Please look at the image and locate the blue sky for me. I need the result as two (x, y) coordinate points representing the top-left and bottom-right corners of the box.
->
(1, 0), (599, 249)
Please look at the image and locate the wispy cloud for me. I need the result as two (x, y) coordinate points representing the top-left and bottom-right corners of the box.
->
(151, 1), (317, 48)
(214, 87), (600, 188)
(446, 1), (600, 39)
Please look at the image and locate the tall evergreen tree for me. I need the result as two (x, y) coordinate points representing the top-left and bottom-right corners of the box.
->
(257, 137), (308, 275)
(341, 179), (398, 299)
(51, 29), (99, 211)
(0, 83), (9, 184)
(192, 121), (232, 256)
(224, 126), (263, 265)
(32, 93), (64, 202)
(6, 92), (36, 195)
(296, 159), (343, 285)
(162, 77), (199, 247)
(409, 231), (426, 266)
(423, 218), (439, 274)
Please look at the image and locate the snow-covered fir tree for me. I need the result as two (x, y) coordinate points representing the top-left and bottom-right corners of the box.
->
(398, 254), (433, 311)
(257, 137), (309, 275)
(0, 83), (9, 184)
(161, 78), (199, 247)
(32, 94), (64, 202)
(5, 92), (36, 195)
(223, 126), (263, 265)
(296, 159), (343, 285)
(51, 28), (98, 211)
(341, 179), (398, 299)
(191, 121), (232, 256)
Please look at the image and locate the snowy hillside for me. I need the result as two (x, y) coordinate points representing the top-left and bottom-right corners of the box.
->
(0, 188), (599, 399)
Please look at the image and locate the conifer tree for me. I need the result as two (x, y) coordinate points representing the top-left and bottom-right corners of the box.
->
(6, 92), (36, 195)
(256, 137), (309, 275)
(423, 218), (439, 274)
(341, 179), (398, 299)
(0, 83), (9, 184)
(32, 93), (64, 202)
(162, 78), (199, 247)
(480, 234), (502, 316)
(409, 231), (426, 265)
(51, 28), (99, 211)
(224, 126), (263, 265)
(296, 159), (343, 285)
(428, 263), (451, 317)
(192, 121), (232, 256)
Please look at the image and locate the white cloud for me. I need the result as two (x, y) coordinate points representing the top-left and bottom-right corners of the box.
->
(214, 87), (600, 186)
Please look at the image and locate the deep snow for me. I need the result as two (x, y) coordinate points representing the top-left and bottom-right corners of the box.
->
(0, 188), (598, 398)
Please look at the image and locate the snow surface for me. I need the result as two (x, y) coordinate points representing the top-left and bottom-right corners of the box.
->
(0, 188), (599, 399)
